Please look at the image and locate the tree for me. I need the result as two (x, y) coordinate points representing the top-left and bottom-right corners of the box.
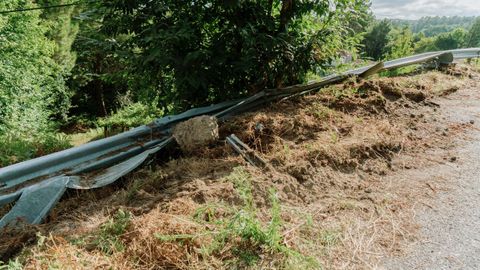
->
(434, 28), (466, 50)
(414, 36), (437, 53)
(361, 19), (392, 60)
(0, 0), (67, 138)
(38, 0), (80, 121)
(69, 4), (130, 117)
(93, 0), (370, 112)
(384, 26), (414, 60)
(467, 17), (480, 47)
(392, 16), (477, 37)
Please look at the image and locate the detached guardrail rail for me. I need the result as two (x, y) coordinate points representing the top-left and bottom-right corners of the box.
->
(0, 48), (479, 228)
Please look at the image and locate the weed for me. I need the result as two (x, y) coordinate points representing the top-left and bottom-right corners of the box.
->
(0, 259), (22, 270)
(154, 167), (320, 268)
(307, 103), (337, 120)
(193, 203), (226, 224)
(92, 209), (132, 254)
(330, 131), (339, 143)
(305, 143), (315, 153)
(349, 87), (359, 95)
(319, 230), (340, 248)
(125, 180), (144, 203)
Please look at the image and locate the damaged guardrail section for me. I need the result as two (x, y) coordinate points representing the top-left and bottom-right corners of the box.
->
(0, 48), (479, 228)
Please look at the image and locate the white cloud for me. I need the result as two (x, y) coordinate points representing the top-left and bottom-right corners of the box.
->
(371, 0), (480, 20)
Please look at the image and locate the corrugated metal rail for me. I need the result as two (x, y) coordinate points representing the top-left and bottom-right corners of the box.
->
(0, 48), (479, 228)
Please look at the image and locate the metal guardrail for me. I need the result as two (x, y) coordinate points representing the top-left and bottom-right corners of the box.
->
(0, 48), (479, 228)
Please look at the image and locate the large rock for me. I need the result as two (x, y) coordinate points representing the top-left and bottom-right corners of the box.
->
(172, 115), (219, 153)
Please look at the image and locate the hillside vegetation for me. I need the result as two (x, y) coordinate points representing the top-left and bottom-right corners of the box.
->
(1, 1), (480, 166)
(2, 63), (478, 268)
(2, 1), (480, 267)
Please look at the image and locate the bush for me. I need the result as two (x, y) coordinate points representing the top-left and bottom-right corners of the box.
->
(95, 0), (370, 111)
(97, 102), (164, 132)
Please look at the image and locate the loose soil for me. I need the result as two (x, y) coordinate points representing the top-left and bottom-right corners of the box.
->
(1, 64), (479, 269)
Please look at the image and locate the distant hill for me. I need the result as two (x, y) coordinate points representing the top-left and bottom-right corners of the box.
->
(388, 16), (477, 37)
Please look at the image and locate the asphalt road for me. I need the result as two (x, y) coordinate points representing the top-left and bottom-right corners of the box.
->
(384, 85), (480, 269)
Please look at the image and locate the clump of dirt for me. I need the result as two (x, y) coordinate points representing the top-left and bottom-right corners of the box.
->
(173, 115), (219, 153)
(0, 225), (40, 262)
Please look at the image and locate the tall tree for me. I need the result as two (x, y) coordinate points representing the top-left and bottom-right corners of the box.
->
(362, 19), (392, 60)
(0, 0), (67, 137)
(384, 26), (414, 60)
(69, 4), (128, 117)
(38, 0), (80, 121)
(93, 0), (369, 112)
(434, 28), (466, 50)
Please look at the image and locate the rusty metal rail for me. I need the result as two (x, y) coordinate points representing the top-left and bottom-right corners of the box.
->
(0, 48), (479, 228)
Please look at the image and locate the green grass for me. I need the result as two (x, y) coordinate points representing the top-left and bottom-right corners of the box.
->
(0, 259), (22, 270)
(98, 102), (163, 131)
(380, 65), (419, 77)
(66, 128), (104, 147)
(155, 167), (320, 268)
(92, 209), (132, 255)
(69, 209), (132, 255)
(0, 134), (71, 167)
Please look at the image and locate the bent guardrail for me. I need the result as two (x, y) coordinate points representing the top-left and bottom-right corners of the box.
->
(0, 48), (479, 228)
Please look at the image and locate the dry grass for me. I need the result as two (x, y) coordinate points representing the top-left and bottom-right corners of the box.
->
(1, 64), (478, 269)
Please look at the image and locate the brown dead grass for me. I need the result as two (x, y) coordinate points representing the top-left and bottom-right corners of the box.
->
(2, 64), (478, 269)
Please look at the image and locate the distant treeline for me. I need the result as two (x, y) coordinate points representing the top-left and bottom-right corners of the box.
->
(361, 16), (480, 61)
(389, 16), (478, 37)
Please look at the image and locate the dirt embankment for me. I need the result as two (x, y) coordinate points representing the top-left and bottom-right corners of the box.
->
(1, 64), (479, 269)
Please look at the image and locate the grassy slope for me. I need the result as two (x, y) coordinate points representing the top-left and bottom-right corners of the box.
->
(2, 64), (479, 269)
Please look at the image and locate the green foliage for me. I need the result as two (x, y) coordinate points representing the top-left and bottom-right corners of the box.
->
(415, 28), (467, 53)
(361, 22), (414, 61)
(38, 0), (79, 121)
(98, 100), (164, 130)
(0, 0), (74, 165)
(69, 4), (134, 118)
(434, 28), (467, 50)
(0, 134), (71, 167)
(0, 0), (70, 132)
(362, 19), (392, 60)
(467, 17), (480, 47)
(0, 259), (22, 270)
(414, 35), (438, 53)
(391, 16), (477, 37)
(91, 209), (132, 255)
(93, 0), (370, 112)
(384, 27), (414, 60)
(363, 17), (473, 60)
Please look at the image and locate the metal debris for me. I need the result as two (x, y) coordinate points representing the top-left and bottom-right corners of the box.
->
(227, 134), (267, 168)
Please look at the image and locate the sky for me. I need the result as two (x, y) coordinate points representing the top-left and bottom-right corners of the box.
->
(371, 0), (480, 20)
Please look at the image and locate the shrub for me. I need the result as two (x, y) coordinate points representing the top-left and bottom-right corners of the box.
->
(97, 102), (164, 132)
